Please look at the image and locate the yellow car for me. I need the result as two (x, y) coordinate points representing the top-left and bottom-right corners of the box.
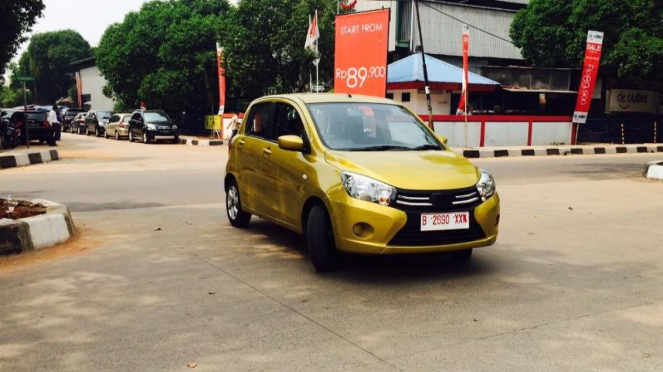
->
(225, 94), (500, 271)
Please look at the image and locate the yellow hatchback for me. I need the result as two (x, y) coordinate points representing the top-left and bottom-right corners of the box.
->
(225, 94), (500, 271)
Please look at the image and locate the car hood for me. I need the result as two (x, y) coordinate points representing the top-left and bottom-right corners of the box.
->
(325, 150), (480, 190)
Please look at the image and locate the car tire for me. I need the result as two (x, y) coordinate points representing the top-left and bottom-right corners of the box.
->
(306, 204), (340, 272)
(115, 131), (120, 141)
(96, 128), (101, 137)
(226, 179), (251, 228)
(104, 129), (108, 139)
(142, 132), (150, 144)
(129, 131), (134, 142)
(85, 126), (90, 135)
(172, 136), (179, 144)
(451, 248), (473, 262)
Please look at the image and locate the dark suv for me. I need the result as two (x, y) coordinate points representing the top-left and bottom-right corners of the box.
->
(128, 110), (179, 144)
(8, 110), (52, 144)
(85, 110), (113, 137)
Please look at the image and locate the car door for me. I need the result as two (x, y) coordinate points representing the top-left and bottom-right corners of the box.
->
(264, 101), (312, 226)
(235, 101), (275, 217)
(129, 113), (142, 137)
(108, 115), (120, 136)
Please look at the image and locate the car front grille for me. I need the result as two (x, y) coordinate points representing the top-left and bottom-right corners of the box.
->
(391, 186), (482, 213)
(387, 186), (486, 247)
(388, 210), (486, 247)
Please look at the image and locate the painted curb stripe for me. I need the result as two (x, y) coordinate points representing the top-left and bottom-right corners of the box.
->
(521, 149), (535, 156)
(616, 147), (627, 153)
(546, 149), (560, 156)
(494, 150), (509, 157)
(50, 150), (59, 160)
(0, 156), (18, 169)
(594, 147), (606, 154)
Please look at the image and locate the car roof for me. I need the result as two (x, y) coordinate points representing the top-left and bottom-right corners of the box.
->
(257, 93), (396, 105)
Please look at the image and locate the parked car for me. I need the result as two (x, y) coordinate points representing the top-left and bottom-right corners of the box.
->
(71, 112), (88, 134)
(104, 113), (132, 140)
(224, 94), (500, 271)
(85, 110), (113, 137)
(8, 110), (52, 144)
(1, 109), (20, 149)
(128, 110), (179, 144)
(62, 108), (85, 131)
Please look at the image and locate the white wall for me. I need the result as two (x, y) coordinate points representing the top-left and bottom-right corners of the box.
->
(389, 89), (451, 116)
(531, 122), (573, 145)
(434, 121), (481, 148)
(80, 66), (115, 111)
(484, 121), (529, 146)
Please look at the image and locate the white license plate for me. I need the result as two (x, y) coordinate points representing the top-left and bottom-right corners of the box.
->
(421, 212), (470, 231)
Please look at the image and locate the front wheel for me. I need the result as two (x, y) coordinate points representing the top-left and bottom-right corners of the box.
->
(104, 129), (109, 139)
(451, 248), (473, 262)
(226, 180), (251, 228)
(115, 131), (120, 140)
(142, 132), (150, 144)
(306, 205), (340, 272)
(129, 131), (134, 142)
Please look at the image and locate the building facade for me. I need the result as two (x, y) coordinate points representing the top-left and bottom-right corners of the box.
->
(71, 57), (116, 111)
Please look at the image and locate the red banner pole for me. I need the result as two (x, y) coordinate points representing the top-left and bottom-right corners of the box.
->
(573, 30), (604, 126)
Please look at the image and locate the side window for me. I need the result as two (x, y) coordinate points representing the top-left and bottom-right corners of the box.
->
(110, 115), (119, 123)
(245, 103), (273, 140)
(273, 103), (305, 139)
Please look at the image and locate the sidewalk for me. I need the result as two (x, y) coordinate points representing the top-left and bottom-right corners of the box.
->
(452, 143), (663, 158)
(0, 147), (60, 170)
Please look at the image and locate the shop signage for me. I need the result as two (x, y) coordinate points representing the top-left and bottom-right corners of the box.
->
(334, 9), (390, 97)
(608, 89), (661, 114)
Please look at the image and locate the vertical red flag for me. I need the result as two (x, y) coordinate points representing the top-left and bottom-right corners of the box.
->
(573, 31), (604, 124)
(216, 42), (226, 116)
(456, 25), (470, 115)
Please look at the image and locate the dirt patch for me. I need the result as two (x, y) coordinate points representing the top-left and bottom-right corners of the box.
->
(0, 199), (47, 220)
(0, 227), (99, 275)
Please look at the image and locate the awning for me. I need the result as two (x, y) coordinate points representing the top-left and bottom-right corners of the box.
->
(387, 53), (500, 93)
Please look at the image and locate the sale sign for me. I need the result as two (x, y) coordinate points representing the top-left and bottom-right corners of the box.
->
(216, 42), (226, 116)
(573, 31), (604, 124)
(334, 9), (390, 97)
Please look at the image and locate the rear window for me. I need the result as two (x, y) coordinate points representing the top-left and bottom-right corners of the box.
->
(27, 113), (47, 120)
(98, 111), (112, 119)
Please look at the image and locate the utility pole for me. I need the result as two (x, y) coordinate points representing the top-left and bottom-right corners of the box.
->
(415, 0), (434, 129)
(23, 81), (30, 149)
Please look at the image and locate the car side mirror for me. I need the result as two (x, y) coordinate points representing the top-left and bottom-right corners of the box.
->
(435, 134), (449, 147)
(278, 135), (304, 152)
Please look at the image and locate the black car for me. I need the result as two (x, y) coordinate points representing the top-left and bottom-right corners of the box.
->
(85, 110), (113, 137)
(128, 110), (179, 144)
(8, 110), (52, 144)
(62, 108), (85, 131)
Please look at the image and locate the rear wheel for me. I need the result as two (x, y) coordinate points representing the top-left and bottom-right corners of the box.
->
(306, 205), (340, 272)
(115, 131), (120, 140)
(104, 129), (109, 139)
(226, 179), (251, 228)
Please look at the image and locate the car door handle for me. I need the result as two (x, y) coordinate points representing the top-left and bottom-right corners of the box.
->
(238, 140), (245, 149)
(262, 147), (272, 156)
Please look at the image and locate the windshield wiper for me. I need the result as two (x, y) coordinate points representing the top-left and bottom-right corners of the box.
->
(411, 144), (442, 151)
(355, 145), (412, 151)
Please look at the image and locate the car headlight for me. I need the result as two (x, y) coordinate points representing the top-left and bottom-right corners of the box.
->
(146, 124), (157, 130)
(476, 170), (495, 201)
(172, 125), (178, 130)
(341, 171), (395, 206)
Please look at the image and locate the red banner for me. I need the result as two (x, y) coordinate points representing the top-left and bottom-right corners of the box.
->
(216, 43), (226, 116)
(334, 9), (390, 97)
(456, 25), (469, 115)
(573, 31), (604, 124)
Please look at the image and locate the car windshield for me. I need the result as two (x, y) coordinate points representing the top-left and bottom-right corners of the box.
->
(307, 103), (443, 151)
(144, 112), (170, 124)
(98, 111), (112, 120)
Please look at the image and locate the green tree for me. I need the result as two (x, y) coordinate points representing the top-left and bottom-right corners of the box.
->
(220, 0), (340, 100)
(510, 0), (663, 87)
(17, 30), (92, 103)
(96, 0), (231, 114)
(0, 0), (44, 80)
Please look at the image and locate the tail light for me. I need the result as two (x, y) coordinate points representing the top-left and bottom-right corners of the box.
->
(43, 121), (50, 128)
(16, 121), (24, 128)
(119, 122), (125, 128)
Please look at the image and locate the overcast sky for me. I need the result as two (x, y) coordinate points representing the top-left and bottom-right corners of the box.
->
(5, 0), (239, 81)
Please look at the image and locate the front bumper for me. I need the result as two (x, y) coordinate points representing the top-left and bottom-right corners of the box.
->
(147, 130), (178, 140)
(329, 190), (500, 255)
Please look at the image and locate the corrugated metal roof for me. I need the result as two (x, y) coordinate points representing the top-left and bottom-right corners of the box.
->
(412, 2), (522, 60)
(388, 53), (499, 86)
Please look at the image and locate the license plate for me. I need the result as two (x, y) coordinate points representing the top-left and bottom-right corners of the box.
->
(160, 130), (170, 134)
(421, 212), (469, 231)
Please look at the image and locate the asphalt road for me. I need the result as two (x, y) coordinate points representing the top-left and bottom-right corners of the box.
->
(1, 134), (662, 371)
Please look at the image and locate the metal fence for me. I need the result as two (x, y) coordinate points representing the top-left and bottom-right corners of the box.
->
(577, 118), (660, 144)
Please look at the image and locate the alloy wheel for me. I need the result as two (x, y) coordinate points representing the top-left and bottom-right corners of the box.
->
(227, 186), (239, 220)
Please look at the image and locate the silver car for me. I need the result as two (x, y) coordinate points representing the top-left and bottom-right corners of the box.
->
(104, 113), (132, 140)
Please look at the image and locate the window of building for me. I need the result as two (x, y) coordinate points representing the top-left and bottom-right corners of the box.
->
(402, 92), (411, 102)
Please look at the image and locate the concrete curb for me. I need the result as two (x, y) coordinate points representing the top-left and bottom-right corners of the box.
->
(0, 149), (60, 169)
(0, 199), (75, 255)
(455, 144), (663, 159)
(180, 138), (224, 146)
(643, 161), (663, 181)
